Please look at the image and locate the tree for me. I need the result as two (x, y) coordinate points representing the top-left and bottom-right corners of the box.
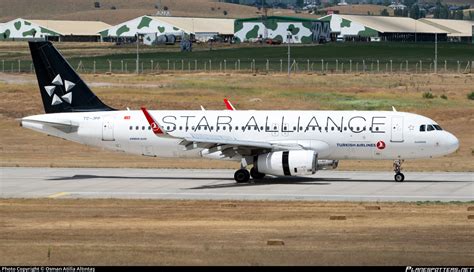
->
(409, 4), (420, 19)
(296, 0), (304, 8)
(381, 9), (390, 16)
(454, 10), (464, 19)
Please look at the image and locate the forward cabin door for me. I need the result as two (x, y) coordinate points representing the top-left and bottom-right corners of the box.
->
(390, 116), (404, 142)
(102, 120), (115, 141)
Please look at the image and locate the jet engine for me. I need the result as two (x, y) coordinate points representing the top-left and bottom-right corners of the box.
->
(255, 150), (317, 176)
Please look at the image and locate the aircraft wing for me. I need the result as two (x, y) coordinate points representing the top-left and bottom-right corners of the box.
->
(141, 108), (303, 158)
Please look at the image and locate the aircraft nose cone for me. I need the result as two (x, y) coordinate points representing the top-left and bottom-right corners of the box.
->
(445, 132), (459, 154)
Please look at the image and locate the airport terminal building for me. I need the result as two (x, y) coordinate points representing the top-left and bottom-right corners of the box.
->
(0, 18), (110, 42)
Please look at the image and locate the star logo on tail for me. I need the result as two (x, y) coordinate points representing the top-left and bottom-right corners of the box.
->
(43, 74), (75, 106)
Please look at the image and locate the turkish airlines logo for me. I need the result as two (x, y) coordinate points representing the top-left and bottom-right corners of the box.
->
(376, 141), (386, 150)
(151, 122), (161, 133)
(43, 74), (75, 106)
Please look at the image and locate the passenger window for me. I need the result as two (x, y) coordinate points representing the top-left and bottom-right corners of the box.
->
(135, 126), (139, 130)
(331, 127), (334, 131)
(427, 125), (435, 131)
(235, 126), (238, 130)
(223, 126), (226, 130)
(129, 126), (133, 130)
(420, 125), (425, 132)
(148, 126), (151, 130)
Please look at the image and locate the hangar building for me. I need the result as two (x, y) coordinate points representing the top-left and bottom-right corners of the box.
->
(234, 16), (331, 44)
(320, 14), (448, 42)
(0, 18), (110, 42)
(419, 18), (474, 43)
(100, 16), (235, 43)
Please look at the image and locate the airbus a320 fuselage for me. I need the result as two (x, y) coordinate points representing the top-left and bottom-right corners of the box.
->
(21, 41), (459, 183)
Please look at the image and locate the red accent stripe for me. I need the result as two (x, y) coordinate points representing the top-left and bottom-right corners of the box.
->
(141, 107), (163, 134)
(223, 98), (234, 110)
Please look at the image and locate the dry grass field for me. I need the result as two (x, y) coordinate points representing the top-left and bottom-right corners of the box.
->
(0, 72), (473, 172)
(0, 199), (473, 265)
(0, 0), (297, 25)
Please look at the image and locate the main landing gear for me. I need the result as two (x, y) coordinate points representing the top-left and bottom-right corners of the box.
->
(393, 159), (405, 182)
(234, 167), (266, 183)
(234, 159), (265, 183)
(234, 169), (250, 183)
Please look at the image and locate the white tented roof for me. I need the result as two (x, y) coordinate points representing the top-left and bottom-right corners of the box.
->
(28, 20), (111, 36)
(336, 14), (448, 34)
(149, 16), (234, 35)
(419, 18), (474, 37)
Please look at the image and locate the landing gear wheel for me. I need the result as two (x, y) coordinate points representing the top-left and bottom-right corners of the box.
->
(234, 169), (250, 183)
(250, 167), (265, 180)
(394, 173), (405, 182)
(393, 159), (405, 182)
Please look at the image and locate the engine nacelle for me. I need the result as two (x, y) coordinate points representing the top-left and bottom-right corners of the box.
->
(255, 150), (317, 176)
(317, 160), (339, 170)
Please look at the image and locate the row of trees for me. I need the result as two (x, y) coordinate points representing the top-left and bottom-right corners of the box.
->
(380, 1), (469, 20)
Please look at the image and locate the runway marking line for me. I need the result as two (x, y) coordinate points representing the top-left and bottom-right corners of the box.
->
(47, 192), (70, 198)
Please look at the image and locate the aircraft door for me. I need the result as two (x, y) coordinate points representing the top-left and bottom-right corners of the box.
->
(390, 116), (404, 142)
(102, 120), (115, 141)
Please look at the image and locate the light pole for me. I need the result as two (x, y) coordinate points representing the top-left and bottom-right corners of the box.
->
(434, 32), (438, 73)
(136, 33), (139, 74)
(287, 32), (292, 76)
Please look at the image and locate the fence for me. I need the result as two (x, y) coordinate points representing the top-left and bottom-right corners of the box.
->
(1, 58), (473, 74)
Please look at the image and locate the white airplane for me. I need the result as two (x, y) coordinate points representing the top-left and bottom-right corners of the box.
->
(21, 41), (459, 183)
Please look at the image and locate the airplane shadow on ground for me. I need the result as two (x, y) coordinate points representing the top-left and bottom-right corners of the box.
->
(46, 174), (459, 190)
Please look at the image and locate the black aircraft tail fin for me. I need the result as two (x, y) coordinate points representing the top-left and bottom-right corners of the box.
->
(28, 41), (115, 113)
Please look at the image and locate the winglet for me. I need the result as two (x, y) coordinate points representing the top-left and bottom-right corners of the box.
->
(141, 107), (164, 135)
(223, 98), (236, 110)
(392, 106), (397, 112)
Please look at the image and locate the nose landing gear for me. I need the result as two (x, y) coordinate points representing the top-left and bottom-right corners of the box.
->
(393, 160), (405, 182)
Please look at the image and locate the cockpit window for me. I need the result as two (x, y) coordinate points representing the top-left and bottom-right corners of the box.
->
(433, 125), (443, 131)
(420, 125), (426, 132)
(427, 125), (435, 131)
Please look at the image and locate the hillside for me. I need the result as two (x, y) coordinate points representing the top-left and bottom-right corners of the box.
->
(0, 0), (298, 24)
(321, 4), (395, 16)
